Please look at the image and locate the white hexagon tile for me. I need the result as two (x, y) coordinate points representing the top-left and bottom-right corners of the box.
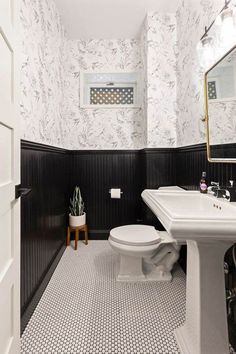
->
(21, 241), (236, 354)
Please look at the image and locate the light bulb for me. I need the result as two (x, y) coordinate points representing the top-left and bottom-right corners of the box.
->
(197, 35), (215, 69)
(215, 14), (222, 27)
(220, 7), (236, 48)
(203, 43), (215, 68)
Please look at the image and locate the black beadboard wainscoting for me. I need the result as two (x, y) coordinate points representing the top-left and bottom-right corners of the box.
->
(139, 148), (176, 230)
(69, 148), (177, 238)
(21, 140), (236, 338)
(21, 140), (69, 333)
(70, 150), (141, 238)
(176, 143), (236, 189)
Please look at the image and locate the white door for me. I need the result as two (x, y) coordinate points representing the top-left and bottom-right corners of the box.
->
(0, 0), (20, 353)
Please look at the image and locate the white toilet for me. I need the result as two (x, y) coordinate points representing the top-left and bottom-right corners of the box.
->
(109, 224), (180, 282)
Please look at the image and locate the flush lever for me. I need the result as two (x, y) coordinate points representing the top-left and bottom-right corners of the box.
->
(15, 184), (32, 199)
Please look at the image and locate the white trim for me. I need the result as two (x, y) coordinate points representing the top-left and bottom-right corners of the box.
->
(81, 105), (141, 109)
(81, 69), (140, 74)
(208, 97), (236, 103)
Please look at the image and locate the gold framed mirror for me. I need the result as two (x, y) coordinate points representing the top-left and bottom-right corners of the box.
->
(204, 44), (236, 163)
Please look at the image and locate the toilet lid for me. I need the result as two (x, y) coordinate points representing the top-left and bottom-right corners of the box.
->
(110, 225), (161, 246)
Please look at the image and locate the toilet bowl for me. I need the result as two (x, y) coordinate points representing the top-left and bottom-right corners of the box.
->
(109, 224), (180, 282)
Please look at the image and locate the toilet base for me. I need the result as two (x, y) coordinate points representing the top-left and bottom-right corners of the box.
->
(117, 254), (172, 282)
(143, 262), (172, 282)
(117, 255), (146, 281)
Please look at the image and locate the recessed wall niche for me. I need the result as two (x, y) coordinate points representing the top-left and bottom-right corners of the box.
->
(80, 72), (140, 108)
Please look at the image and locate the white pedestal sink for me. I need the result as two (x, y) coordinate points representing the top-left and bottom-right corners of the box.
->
(142, 189), (236, 354)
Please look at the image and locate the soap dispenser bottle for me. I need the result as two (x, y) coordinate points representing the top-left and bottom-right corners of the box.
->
(200, 171), (208, 194)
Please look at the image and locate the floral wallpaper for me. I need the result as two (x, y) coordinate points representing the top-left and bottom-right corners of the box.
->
(62, 39), (145, 150)
(140, 17), (148, 146)
(145, 12), (177, 147)
(20, 0), (66, 148)
(20, 1), (146, 149)
(20, 0), (231, 150)
(20, 0), (178, 150)
(176, 0), (225, 147)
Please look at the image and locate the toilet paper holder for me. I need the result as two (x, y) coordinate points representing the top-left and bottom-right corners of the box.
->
(109, 189), (123, 194)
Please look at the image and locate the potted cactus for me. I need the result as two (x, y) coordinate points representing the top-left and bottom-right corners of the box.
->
(69, 186), (86, 227)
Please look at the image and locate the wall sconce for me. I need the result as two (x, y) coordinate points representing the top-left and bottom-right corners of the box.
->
(220, 2), (236, 47)
(197, 0), (236, 68)
(197, 27), (215, 68)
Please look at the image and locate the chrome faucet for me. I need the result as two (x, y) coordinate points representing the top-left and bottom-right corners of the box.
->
(208, 181), (230, 201)
(208, 181), (220, 195)
(209, 181), (219, 192)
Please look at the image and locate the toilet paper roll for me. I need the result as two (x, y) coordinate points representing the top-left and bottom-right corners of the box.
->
(110, 188), (121, 199)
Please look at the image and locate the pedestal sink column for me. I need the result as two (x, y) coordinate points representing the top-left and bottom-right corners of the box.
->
(175, 240), (232, 354)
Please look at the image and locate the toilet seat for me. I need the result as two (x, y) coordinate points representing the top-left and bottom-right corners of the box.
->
(110, 225), (161, 246)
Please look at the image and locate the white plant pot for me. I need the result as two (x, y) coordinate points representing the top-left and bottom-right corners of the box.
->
(69, 213), (86, 227)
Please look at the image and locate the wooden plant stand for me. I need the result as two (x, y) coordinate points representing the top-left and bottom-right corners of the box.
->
(66, 224), (88, 250)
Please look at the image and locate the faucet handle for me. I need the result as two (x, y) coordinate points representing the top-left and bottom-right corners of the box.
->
(208, 182), (218, 194)
(211, 181), (220, 187)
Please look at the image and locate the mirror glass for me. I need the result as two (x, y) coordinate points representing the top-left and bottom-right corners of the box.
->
(206, 45), (236, 161)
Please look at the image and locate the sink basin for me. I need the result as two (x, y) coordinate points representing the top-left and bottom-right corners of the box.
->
(142, 188), (236, 354)
(157, 185), (185, 191)
(142, 190), (236, 241)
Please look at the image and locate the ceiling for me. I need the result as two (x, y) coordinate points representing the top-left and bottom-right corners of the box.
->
(55, 0), (180, 40)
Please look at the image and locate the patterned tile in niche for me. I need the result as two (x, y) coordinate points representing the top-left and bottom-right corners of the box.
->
(208, 81), (217, 100)
(90, 87), (134, 105)
(21, 241), (235, 354)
